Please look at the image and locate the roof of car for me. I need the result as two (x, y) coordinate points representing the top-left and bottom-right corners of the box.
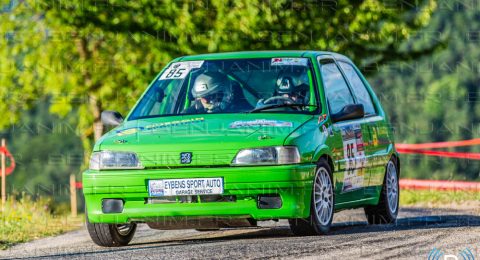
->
(176, 50), (352, 63)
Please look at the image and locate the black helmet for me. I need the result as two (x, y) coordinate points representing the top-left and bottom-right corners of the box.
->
(192, 71), (233, 111)
(275, 69), (309, 95)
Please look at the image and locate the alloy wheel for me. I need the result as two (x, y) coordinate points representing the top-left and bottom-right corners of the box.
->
(386, 161), (399, 214)
(116, 224), (134, 236)
(313, 167), (334, 225)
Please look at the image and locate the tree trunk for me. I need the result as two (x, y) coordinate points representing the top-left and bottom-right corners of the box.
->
(75, 35), (104, 141)
(89, 94), (103, 141)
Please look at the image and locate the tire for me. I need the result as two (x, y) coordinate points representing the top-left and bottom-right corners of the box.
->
(289, 158), (334, 235)
(86, 213), (137, 247)
(364, 157), (399, 224)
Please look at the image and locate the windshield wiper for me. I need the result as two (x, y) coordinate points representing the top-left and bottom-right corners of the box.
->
(248, 103), (318, 113)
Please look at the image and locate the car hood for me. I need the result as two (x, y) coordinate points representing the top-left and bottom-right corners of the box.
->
(97, 113), (313, 167)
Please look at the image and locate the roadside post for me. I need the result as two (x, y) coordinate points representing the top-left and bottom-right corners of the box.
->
(70, 174), (77, 217)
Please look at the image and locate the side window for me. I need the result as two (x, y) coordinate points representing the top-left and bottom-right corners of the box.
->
(339, 61), (376, 115)
(320, 62), (355, 115)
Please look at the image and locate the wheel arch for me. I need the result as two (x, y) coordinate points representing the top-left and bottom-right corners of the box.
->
(319, 154), (334, 174)
(304, 150), (335, 219)
(316, 153), (335, 192)
(312, 144), (335, 172)
(390, 152), (400, 178)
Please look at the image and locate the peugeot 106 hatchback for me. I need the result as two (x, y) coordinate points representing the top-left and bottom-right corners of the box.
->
(83, 51), (400, 247)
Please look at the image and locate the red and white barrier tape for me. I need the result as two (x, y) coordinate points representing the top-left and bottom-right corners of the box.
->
(396, 138), (480, 150)
(396, 138), (480, 160)
(396, 148), (480, 160)
(396, 139), (480, 190)
(400, 179), (480, 191)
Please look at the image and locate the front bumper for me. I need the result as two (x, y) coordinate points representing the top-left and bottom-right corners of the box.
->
(83, 164), (316, 224)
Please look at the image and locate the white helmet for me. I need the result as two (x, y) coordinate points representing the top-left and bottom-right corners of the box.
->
(192, 71), (233, 111)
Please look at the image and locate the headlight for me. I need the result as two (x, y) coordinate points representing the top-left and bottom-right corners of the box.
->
(232, 146), (300, 165)
(89, 151), (143, 170)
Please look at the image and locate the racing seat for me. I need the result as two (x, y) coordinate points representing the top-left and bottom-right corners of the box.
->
(231, 81), (254, 111)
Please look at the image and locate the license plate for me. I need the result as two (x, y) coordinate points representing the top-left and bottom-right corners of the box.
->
(148, 178), (224, 197)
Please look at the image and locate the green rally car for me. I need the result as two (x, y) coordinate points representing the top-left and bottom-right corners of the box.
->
(83, 51), (400, 247)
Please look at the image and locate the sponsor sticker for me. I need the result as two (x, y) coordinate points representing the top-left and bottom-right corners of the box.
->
(318, 114), (327, 124)
(144, 117), (205, 131)
(116, 118), (205, 136)
(371, 126), (379, 146)
(116, 127), (143, 136)
(194, 83), (208, 92)
(148, 178), (224, 197)
(322, 125), (329, 136)
(271, 57), (308, 66)
(159, 61), (204, 80)
(340, 124), (367, 192)
(229, 119), (293, 128)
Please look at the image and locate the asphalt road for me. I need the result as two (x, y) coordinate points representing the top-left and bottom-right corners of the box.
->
(1, 207), (480, 260)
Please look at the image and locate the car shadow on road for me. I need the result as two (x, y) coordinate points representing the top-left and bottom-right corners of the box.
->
(123, 213), (480, 246)
(330, 213), (480, 235)
(12, 213), (480, 259)
(129, 213), (480, 244)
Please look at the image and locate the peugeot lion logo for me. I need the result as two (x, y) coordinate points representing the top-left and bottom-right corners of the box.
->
(180, 152), (192, 164)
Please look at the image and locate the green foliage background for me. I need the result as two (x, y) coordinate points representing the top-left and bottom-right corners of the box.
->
(1, 0), (479, 202)
(2, 100), (83, 202)
(370, 2), (480, 181)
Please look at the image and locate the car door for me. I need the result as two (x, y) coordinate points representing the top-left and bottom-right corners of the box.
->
(317, 57), (370, 205)
(337, 61), (392, 195)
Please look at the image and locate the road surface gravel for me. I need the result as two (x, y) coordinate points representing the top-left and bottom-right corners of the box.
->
(1, 207), (479, 259)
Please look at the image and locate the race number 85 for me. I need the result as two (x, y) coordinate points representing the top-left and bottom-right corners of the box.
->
(346, 143), (355, 158)
(164, 68), (186, 79)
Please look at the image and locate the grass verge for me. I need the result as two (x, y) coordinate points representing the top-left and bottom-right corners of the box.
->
(0, 195), (83, 250)
(400, 189), (480, 209)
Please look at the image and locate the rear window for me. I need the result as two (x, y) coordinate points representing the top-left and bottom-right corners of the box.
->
(339, 61), (376, 115)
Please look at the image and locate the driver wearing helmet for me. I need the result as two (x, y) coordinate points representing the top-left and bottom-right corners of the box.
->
(184, 71), (234, 114)
(256, 69), (310, 108)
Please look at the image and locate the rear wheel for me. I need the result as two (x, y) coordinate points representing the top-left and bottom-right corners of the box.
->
(86, 214), (137, 247)
(364, 157), (399, 224)
(289, 158), (334, 235)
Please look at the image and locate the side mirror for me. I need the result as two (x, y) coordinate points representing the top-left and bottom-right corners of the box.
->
(101, 110), (124, 126)
(331, 104), (364, 122)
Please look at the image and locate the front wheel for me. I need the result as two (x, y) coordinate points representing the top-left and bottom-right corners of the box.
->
(86, 214), (137, 247)
(364, 157), (399, 224)
(289, 158), (334, 235)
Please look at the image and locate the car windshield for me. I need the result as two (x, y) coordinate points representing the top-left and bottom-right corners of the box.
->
(128, 58), (319, 120)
